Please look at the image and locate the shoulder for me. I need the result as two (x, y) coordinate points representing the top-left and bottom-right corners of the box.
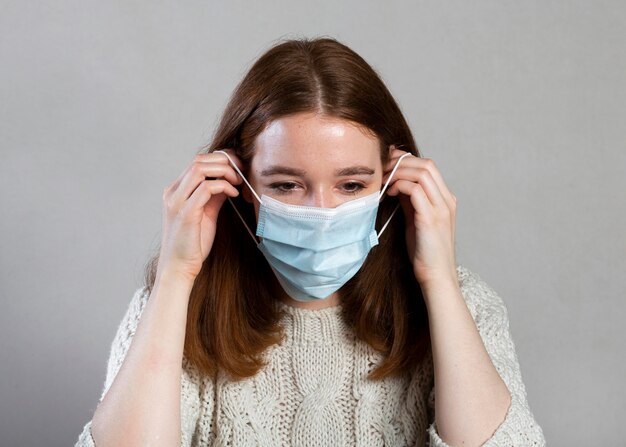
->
(126, 286), (150, 321)
(455, 264), (510, 330)
(109, 286), (151, 345)
(126, 286), (151, 321)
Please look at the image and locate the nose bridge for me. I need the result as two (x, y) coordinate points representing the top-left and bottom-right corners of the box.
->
(309, 184), (331, 207)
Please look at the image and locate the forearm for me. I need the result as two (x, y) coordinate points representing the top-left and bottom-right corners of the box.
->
(90, 270), (195, 447)
(423, 277), (511, 447)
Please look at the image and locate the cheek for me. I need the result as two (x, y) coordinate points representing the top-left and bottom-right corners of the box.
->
(364, 183), (380, 196)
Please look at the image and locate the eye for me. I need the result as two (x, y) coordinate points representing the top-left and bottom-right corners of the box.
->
(342, 182), (365, 194)
(269, 182), (300, 194)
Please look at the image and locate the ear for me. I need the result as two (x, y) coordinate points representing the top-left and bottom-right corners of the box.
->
(241, 184), (253, 204)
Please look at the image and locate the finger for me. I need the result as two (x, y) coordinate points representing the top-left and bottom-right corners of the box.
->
(211, 149), (264, 204)
(387, 146), (411, 161)
(209, 149), (246, 174)
(172, 163), (242, 209)
(381, 150), (412, 192)
(169, 151), (233, 193)
(417, 158), (456, 210)
(383, 149), (412, 176)
(385, 153), (456, 211)
(181, 179), (240, 217)
(386, 179), (433, 218)
(383, 166), (447, 208)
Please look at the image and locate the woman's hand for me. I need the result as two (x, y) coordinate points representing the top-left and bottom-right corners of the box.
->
(382, 146), (458, 290)
(157, 149), (243, 282)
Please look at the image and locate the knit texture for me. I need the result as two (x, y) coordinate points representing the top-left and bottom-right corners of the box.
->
(75, 265), (545, 446)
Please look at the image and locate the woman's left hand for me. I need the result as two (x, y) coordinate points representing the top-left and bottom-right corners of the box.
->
(382, 146), (459, 290)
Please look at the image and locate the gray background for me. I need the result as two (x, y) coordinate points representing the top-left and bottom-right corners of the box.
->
(1, 1), (624, 445)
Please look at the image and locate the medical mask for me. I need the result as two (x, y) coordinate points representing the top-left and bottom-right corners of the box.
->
(215, 150), (410, 302)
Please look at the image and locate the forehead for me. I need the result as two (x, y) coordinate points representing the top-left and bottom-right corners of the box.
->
(251, 112), (381, 168)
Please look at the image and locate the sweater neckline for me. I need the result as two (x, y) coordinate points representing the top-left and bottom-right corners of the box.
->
(274, 298), (350, 346)
(275, 299), (343, 317)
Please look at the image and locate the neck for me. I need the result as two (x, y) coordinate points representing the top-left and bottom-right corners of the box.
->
(278, 290), (341, 310)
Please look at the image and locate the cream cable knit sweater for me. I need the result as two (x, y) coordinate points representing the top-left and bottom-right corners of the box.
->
(75, 265), (545, 446)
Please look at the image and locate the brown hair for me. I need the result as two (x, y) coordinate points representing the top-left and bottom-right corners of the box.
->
(143, 36), (430, 381)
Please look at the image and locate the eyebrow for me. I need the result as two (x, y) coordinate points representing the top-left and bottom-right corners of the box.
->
(260, 165), (375, 177)
(260, 166), (306, 176)
(335, 166), (375, 176)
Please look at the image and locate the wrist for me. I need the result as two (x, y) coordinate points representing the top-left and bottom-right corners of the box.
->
(155, 266), (197, 289)
(417, 271), (461, 303)
(415, 264), (458, 288)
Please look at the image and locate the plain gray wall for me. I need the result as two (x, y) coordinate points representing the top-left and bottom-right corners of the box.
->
(1, 1), (624, 445)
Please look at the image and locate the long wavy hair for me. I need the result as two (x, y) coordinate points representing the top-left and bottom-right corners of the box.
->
(143, 36), (431, 381)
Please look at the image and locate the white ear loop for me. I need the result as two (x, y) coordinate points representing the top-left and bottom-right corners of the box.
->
(376, 152), (412, 238)
(378, 152), (412, 201)
(215, 150), (262, 204)
(214, 150), (260, 245)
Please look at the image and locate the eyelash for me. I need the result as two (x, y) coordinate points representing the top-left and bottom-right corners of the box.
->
(269, 182), (365, 195)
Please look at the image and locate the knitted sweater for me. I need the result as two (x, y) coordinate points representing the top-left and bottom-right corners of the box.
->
(75, 265), (545, 446)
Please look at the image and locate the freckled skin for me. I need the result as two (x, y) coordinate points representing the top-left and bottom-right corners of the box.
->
(245, 112), (382, 208)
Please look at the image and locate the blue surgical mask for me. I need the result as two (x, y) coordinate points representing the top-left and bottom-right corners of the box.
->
(216, 150), (410, 302)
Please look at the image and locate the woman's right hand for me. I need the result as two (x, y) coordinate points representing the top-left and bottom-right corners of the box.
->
(156, 149), (244, 282)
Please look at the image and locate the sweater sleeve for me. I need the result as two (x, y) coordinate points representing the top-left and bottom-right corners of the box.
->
(74, 286), (151, 447)
(426, 265), (546, 446)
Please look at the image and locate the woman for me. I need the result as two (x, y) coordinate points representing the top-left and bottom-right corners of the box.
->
(75, 37), (545, 446)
